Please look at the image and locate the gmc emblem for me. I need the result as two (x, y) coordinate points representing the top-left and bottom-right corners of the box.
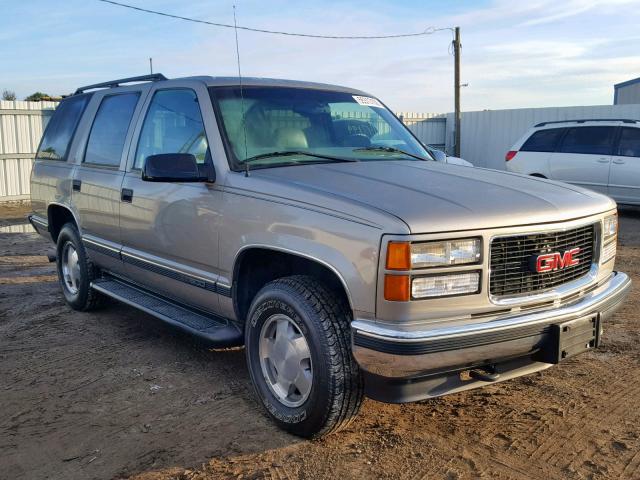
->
(534, 248), (581, 273)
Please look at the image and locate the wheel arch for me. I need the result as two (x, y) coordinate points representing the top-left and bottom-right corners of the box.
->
(47, 202), (80, 242)
(232, 246), (354, 323)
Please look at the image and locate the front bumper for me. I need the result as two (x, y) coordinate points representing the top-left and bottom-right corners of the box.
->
(352, 271), (631, 403)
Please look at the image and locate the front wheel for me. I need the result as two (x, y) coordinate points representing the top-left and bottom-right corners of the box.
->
(245, 276), (363, 438)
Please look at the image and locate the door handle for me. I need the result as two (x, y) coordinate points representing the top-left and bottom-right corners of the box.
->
(613, 159), (626, 164)
(121, 188), (133, 203)
(72, 179), (81, 192)
(596, 158), (610, 163)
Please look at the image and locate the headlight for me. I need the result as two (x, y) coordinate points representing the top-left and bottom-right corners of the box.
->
(603, 214), (617, 242)
(411, 272), (480, 298)
(410, 238), (481, 268)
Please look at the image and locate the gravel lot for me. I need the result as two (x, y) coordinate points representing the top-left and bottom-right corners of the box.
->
(1, 202), (639, 480)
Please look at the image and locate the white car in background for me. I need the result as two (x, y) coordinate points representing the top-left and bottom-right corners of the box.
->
(505, 119), (640, 205)
(426, 145), (473, 166)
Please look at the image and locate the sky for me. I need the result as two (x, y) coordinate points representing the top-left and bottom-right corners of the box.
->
(1, 0), (640, 113)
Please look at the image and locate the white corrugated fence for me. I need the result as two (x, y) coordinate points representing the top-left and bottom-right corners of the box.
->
(0, 100), (57, 201)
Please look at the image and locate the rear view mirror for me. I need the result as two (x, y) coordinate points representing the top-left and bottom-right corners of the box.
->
(142, 154), (209, 182)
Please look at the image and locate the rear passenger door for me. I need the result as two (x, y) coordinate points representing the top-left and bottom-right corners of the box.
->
(608, 127), (640, 204)
(72, 89), (144, 272)
(119, 84), (224, 313)
(549, 126), (615, 195)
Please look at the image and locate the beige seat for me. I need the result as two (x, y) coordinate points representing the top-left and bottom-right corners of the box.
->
(274, 127), (309, 149)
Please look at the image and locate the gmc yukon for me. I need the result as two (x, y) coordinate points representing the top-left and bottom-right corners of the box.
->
(28, 74), (630, 438)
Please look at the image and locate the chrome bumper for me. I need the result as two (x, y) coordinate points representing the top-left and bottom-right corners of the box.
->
(352, 271), (630, 402)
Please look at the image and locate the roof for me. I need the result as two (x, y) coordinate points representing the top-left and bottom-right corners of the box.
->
(614, 76), (640, 89)
(74, 73), (370, 96)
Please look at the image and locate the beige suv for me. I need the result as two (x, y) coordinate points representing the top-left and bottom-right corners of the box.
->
(29, 74), (630, 437)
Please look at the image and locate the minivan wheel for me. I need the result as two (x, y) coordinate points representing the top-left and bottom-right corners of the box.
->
(245, 275), (364, 438)
(55, 222), (104, 311)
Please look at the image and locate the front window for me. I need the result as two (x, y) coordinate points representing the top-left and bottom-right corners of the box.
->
(210, 86), (430, 170)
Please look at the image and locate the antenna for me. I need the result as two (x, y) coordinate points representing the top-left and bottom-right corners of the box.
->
(233, 5), (249, 176)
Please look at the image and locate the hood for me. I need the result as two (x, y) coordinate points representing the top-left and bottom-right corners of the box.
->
(252, 161), (616, 233)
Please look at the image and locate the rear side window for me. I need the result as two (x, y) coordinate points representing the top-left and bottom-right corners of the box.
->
(559, 127), (616, 155)
(84, 93), (140, 167)
(617, 127), (640, 158)
(521, 128), (565, 152)
(36, 95), (89, 161)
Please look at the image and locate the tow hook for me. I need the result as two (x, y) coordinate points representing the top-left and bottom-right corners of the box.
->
(469, 365), (500, 382)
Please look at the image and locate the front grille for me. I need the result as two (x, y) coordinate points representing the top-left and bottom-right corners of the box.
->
(490, 224), (595, 297)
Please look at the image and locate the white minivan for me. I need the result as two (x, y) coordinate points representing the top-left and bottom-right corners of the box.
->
(505, 119), (640, 205)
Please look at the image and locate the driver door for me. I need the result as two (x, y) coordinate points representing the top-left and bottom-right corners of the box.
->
(119, 84), (224, 313)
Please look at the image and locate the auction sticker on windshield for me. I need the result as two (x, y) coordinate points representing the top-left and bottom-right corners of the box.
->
(353, 95), (384, 108)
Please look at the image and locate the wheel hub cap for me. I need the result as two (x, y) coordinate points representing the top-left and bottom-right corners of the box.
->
(259, 314), (313, 407)
(61, 242), (80, 295)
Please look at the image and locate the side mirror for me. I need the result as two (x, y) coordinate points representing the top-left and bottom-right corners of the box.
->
(429, 148), (447, 163)
(142, 153), (209, 182)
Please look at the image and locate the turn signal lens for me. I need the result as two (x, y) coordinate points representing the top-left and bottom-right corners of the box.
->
(386, 242), (411, 270)
(603, 213), (618, 242)
(384, 275), (410, 301)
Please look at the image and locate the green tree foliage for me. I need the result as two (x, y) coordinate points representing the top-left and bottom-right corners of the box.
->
(2, 90), (16, 101)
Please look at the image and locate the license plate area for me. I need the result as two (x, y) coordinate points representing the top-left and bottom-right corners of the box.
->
(537, 315), (600, 364)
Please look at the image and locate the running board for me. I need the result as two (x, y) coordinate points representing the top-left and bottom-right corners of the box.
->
(91, 276), (243, 347)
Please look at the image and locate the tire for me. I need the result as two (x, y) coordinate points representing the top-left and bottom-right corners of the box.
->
(55, 222), (105, 311)
(245, 275), (364, 438)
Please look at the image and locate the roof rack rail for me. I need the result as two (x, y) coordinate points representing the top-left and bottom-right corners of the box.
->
(535, 118), (639, 127)
(74, 74), (168, 94)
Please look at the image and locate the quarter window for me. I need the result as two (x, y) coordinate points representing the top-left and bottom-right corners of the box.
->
(36, 94), (90, 161)
(135, 89), (208, 169)
(84, 93), (140, 167)
(520, 128), (565, 152)
(617, 127), (640, 158)
(558, 127), (616, 155)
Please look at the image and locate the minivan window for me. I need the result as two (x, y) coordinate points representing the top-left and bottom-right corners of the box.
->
(84, 93), (140, 167)
(617, 127), (640, 158)
(134, 89), (208, 169)
(558, 127), (616, 155)
(520, 128), (565, 152)
(36, 94), (90, 161)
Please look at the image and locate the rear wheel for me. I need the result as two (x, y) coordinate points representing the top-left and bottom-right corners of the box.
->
(245, 275), (363, 438)
(55, 223), (104, 311)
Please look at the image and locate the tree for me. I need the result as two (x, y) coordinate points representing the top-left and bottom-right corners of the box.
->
(2, 90), (16, 101)
(24, 92), (50, 102)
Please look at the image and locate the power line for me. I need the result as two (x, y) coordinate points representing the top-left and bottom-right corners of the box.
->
(97, 0), (452, 39)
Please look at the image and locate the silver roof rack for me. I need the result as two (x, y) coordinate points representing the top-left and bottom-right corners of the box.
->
(535, 118), (639, 127)
(74, 74), (168, 94)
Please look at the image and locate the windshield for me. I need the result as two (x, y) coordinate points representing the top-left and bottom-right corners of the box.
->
(209, 86), (431, 170)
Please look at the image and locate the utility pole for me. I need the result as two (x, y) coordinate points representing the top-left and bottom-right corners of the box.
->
(453, 26), (461, 157)
(149, 57), (153, 74)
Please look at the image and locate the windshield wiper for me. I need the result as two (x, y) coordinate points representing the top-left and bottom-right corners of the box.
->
(241, 151), (358, 165)
(353, 146), (431, 162)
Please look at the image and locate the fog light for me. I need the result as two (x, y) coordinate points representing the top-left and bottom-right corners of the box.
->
(411, 272), (480, 298)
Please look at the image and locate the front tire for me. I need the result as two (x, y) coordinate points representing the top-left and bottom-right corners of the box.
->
(245, 275), (364, 438)
(55, 222), (104, 311)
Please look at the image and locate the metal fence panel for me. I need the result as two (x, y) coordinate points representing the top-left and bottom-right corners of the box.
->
(0, 101), (56, 201)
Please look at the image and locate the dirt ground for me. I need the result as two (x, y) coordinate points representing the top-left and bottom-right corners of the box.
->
(1, 202), (639, 480)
